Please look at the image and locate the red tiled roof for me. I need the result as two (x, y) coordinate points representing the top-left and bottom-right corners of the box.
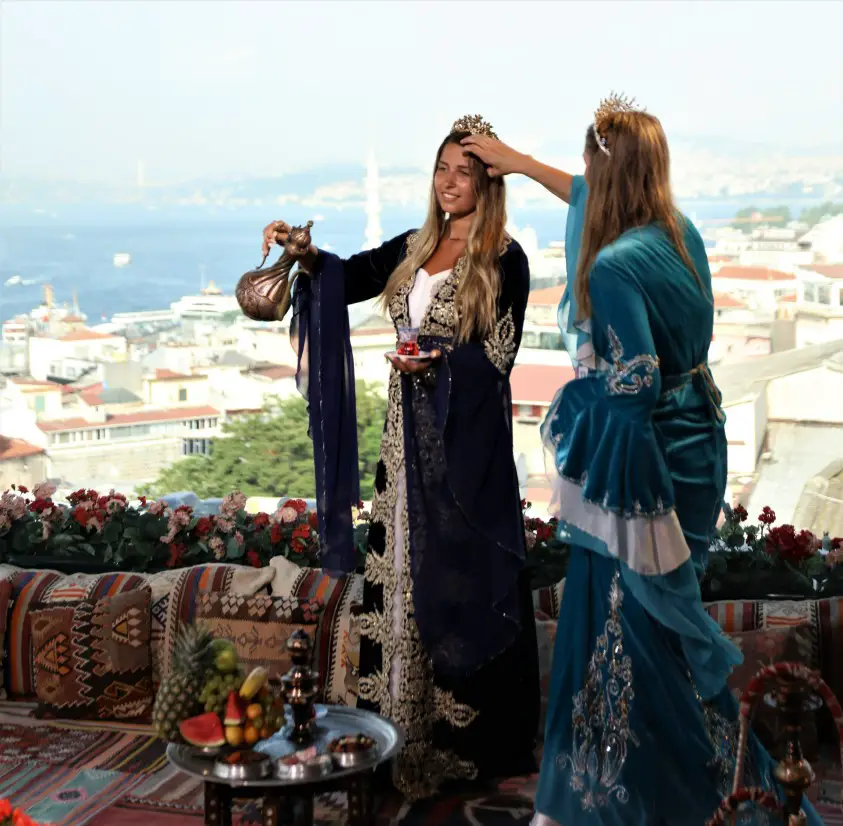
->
(801, 264), (843, 280)
(79, 382), (104, 405)
(58, 328), (119, 342)
(37, 405), (219, 433)
(0, 436), (45, 460)
(528, 285), (566, 306)
(62, 314), (85, 323)
(713, 266), (794, 282)
(9, 377), (63, 390)
(250, 365), (297, 380)
(510, 364), (576, 405)
(154, 369), (194, 381)
(713, 293), (747, 310)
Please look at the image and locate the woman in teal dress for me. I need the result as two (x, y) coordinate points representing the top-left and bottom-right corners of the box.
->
(467, 100), (826, 824)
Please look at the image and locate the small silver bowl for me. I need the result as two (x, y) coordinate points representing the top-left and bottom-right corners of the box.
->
(212, 751), (272, 782)
(331, 745), (379, 770)
(276, 753), (333, 782)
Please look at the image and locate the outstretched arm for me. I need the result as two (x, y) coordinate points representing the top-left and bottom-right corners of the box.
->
(460, 135), (575, 204)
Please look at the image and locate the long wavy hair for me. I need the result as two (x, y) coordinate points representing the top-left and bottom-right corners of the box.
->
(575, 111), (700, 319)
(380, 131), (507, 342)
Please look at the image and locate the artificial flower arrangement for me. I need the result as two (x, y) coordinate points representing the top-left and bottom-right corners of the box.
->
(703, 502), (843, 598)
(0, 486), (569, 587)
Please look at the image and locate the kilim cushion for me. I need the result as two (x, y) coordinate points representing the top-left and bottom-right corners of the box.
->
(0, 579), (11, 700)
(5, 570), (149, 697)
(196, 592), (322, 681)
(29, 588), (153, 720)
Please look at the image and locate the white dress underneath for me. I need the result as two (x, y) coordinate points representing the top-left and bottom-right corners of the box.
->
(389, 267), (451, 698)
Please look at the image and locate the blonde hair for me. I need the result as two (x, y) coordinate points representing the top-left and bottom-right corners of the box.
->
(380, 132), (507, 342)
(575, 111), (701, 319)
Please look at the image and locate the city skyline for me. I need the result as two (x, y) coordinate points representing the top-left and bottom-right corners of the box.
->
(1, 0), (842, 186)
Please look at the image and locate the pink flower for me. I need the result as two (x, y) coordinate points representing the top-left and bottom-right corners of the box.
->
(32, 482), (57, 500)
(220, 491), (247, 519)
(162, 504), (193, 544)
(215, 517), (234, 534)
(209, 536), (226, 560)
(148, 499), (169, 517)
(277, 506), (297, 524)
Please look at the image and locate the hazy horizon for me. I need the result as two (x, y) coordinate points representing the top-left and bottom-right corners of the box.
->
(1, 0), (842, 187)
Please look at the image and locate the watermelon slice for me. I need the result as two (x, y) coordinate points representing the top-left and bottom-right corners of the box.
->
(224, 691), (246, 727)
(179, 712), (225, 748)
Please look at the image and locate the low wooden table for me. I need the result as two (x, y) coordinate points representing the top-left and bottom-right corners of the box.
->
(167, 706), (402, 826)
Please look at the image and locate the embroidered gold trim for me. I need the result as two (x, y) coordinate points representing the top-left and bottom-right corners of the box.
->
(434, 686), (480, 728)
(359, 274), (480, 799)
(606, 325), (659, 396)
(483, 306), (516, 375)
(557, 569), (638, 810)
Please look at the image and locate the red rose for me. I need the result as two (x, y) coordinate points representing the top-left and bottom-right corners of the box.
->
(308, 511), (319, 530)
(292, 524), (310, 541)
(253, 512), (270, 530)
(287, 499), (307, 514)
(28, 498), (51, 514)
(72, 506), (88, 526)
(758, 506), (776, 526)
(138, 495), (148, 507)
(732, 504), (748, 523)
(17, 486), (28, 494)
(766, 524), (816, 564)
(270, 523), (283, 544)
(194, 516), (213, 537)
(246, 550), (262, 568)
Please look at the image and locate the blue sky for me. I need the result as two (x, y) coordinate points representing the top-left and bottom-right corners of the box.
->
(1, 0), (841, 185)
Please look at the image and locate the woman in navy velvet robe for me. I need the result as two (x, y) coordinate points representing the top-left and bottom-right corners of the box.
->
(263, 116), (539, 800)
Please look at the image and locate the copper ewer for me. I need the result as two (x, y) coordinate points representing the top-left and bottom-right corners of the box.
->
(236, 220), (314, 322)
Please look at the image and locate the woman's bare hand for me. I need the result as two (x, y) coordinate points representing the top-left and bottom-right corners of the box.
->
(262, 220), (291, 257)
(460, 135), (528, 178)
(386, 349), (441, 374)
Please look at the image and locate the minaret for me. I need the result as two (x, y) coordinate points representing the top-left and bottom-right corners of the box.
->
(362, 148), (383, 251)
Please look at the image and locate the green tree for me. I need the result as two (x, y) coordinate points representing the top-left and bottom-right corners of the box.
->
(139, 382), (387, 501)
(798, 201), (843, 228)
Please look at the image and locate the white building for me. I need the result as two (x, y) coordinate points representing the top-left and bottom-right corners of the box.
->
(28, 327), (128, 382)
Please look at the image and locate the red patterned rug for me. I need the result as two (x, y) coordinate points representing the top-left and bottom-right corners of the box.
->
(0, 704), (840, 825)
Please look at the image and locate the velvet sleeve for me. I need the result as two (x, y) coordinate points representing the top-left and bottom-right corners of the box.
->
(311, 230), (415, 305)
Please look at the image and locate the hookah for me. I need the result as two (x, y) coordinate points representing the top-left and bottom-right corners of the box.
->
(706, 662), (843, 825)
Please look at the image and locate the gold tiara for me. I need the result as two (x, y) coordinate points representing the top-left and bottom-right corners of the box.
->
(451, 114), (498, 139)
(593, 92), (642, 156)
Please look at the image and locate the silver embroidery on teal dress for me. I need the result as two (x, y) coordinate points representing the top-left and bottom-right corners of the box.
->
(557, 570), (639, 809)
(606, 326), (659, 396)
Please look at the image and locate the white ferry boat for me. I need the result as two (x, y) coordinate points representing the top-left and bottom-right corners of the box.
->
(113, 253), (131, 268)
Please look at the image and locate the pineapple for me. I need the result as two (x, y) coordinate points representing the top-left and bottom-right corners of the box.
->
(152, 624), (216, 742)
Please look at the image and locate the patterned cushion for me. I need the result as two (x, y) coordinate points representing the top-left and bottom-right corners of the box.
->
(159, 563), (274, 681)
(196, 592), (322, 681)
(532, 579), (565, 620)
(726, 625), (817, 754)
(30, 588), (153, 720)
(0, 579), (11, 700)
(816, 597), (843, 704)
(278, 566), (364, 705)
(705, 599), (761, 633)
(4, 570), (148, 697)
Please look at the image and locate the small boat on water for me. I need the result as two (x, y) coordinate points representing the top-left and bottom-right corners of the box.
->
(113, 253), (131, 267)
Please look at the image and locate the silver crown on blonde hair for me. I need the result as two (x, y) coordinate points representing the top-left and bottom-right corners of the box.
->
(451, 114), (498, 140)
(593, 92), (642, 156)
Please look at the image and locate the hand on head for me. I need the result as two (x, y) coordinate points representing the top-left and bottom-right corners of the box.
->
(460, 135), (524, 178)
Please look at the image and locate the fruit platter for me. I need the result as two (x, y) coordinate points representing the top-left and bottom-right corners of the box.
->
(153, 625), (286, 755)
